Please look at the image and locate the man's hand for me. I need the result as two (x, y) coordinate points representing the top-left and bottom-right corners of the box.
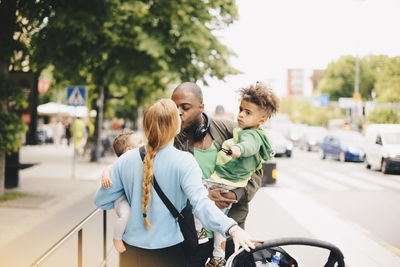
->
(208, 186), (238, 209)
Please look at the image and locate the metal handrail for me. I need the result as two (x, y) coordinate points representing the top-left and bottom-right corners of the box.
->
(31, 208), (108, 267)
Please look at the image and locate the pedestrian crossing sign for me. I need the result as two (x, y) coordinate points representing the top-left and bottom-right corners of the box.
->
(66, 86), (86, 106)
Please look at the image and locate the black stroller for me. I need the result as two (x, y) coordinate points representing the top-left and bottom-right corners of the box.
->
(225, 237), (345, 267)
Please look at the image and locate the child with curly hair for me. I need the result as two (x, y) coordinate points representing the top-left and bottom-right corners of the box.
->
(203, 82), (279, 267)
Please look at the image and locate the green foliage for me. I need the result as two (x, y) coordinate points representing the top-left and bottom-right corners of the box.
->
(0, 78), (28, 110)
(30, 0), (239, 122)
(279, 97), (343, 127)
(374, 56), (400, 103)
(316, 54), (399, 124)
(0, 78), (29, 154)
(0, 112), (28, 154)
(318, 55), (375, 101)
(366, 108), (400, 124)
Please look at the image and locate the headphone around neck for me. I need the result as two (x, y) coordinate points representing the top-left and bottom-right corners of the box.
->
(193, 113), (210, 142)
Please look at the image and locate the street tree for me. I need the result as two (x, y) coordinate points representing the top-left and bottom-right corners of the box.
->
(31, 0), (239, 161)
(0, 0), (38, 195)
(318, 55), (375, 101)
(374, 56), (400, 103)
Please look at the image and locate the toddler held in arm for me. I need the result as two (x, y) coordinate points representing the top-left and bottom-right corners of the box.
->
(100, 130), (143, 253)
(203, 82), (279, 267)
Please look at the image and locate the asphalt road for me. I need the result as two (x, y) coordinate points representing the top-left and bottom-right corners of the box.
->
(245, 147), (400, 267)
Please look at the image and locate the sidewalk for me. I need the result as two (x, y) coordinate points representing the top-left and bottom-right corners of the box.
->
(0, 144), (116, 266)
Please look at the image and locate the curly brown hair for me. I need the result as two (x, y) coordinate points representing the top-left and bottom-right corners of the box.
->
(239, 82), (280, 118)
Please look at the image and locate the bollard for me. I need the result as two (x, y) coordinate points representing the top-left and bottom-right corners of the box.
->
(5, 150), (20, 188)
(261, 161), (277, 186)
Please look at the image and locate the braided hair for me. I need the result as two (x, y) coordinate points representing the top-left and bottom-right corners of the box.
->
(141, 99), (180, 229)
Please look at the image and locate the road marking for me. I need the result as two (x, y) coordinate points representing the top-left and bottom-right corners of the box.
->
(317, 171), (383, 191)
(292, 171), (348, 191)
(349, 172), (400, 190)
(381, 241), (400, 257)
(264, 187), (400, 267)
(276, 170), (312, 191)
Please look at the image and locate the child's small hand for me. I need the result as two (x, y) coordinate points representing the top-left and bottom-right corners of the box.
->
(230, 145), (241, 158)
(101, 165), (113, 189)
(101, 177), (112, 189)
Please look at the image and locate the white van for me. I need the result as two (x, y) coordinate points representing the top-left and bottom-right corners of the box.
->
(364, 124), (400, 174)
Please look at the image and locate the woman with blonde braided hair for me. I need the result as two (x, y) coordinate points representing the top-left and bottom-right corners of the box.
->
(95, 98), (258, 267)
(141, 98), (181, 229)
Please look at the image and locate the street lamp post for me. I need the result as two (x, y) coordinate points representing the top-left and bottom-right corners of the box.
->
(353, 57), (363, 131)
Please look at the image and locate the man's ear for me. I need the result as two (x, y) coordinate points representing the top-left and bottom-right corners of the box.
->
(199, 103), (205, 113)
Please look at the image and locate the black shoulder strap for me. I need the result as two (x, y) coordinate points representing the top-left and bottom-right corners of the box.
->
(138, 145), (182, 220)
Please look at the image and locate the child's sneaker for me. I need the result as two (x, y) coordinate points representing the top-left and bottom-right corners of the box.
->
(206, 257), (226, 267)
(197, 228), (209, 244)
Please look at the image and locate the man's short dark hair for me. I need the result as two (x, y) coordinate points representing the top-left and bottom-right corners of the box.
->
(173, 82), (203, 103)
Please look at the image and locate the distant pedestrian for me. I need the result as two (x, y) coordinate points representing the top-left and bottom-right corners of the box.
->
(213, 105), (234, 121)
(72, 117), (85, 154)
(54, 120), (65, 145)
(65, 120), (72, 146)
(95, 99), (257, 267)
(101, 131), (143, 253)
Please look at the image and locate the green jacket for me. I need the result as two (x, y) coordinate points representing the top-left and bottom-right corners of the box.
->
(174, 116), (262, 228)
(214, 127), (274, 184)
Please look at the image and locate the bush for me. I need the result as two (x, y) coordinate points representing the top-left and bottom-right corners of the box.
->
(366, 108), (400, 124)
(280, 97), (344, 127)
(0, 112), (28, 154)
(0, 78), (28, 154)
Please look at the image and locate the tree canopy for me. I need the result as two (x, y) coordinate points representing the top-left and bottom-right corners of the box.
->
(31, 0), (239, 115)
(317, 54), (400, 104)
(318, 55), (376, 101)
(374, 56), (400, 103)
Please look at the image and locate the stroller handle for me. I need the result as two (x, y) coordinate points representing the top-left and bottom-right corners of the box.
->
(249, 237), (345, 267)
(226, 237), (345, 267)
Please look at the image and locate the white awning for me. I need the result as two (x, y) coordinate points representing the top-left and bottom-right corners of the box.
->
(37, 102), (96, 117)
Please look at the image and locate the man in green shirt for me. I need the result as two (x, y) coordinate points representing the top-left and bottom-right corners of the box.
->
(172, 82), (265, 266)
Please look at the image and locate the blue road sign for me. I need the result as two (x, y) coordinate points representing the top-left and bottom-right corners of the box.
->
(320, 94), (329, 107)
(313, 94), (329, 107)
(66, 86), (86, 106)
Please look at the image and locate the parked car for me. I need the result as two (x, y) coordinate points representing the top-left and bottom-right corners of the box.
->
(267, 130), (293, 157)
(287, 123), (308, 146)
(299, 126), (328, 152)
(320, 130), (365, 162)
(364, 124), (400, 174)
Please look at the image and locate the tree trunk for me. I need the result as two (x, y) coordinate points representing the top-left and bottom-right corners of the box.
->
(0, 153), (4, 196)
(0, 61), (7, 196)
(90, 86), (105, 162)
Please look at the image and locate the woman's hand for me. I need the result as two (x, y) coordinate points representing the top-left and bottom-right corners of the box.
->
(101, 165), (113, 189)
(228, 225), (262, 253)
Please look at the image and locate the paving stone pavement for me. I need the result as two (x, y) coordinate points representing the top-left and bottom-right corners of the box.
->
(0, 144), (117, 266)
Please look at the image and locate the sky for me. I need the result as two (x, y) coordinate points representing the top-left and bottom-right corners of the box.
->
(201, 0), (400, 115)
